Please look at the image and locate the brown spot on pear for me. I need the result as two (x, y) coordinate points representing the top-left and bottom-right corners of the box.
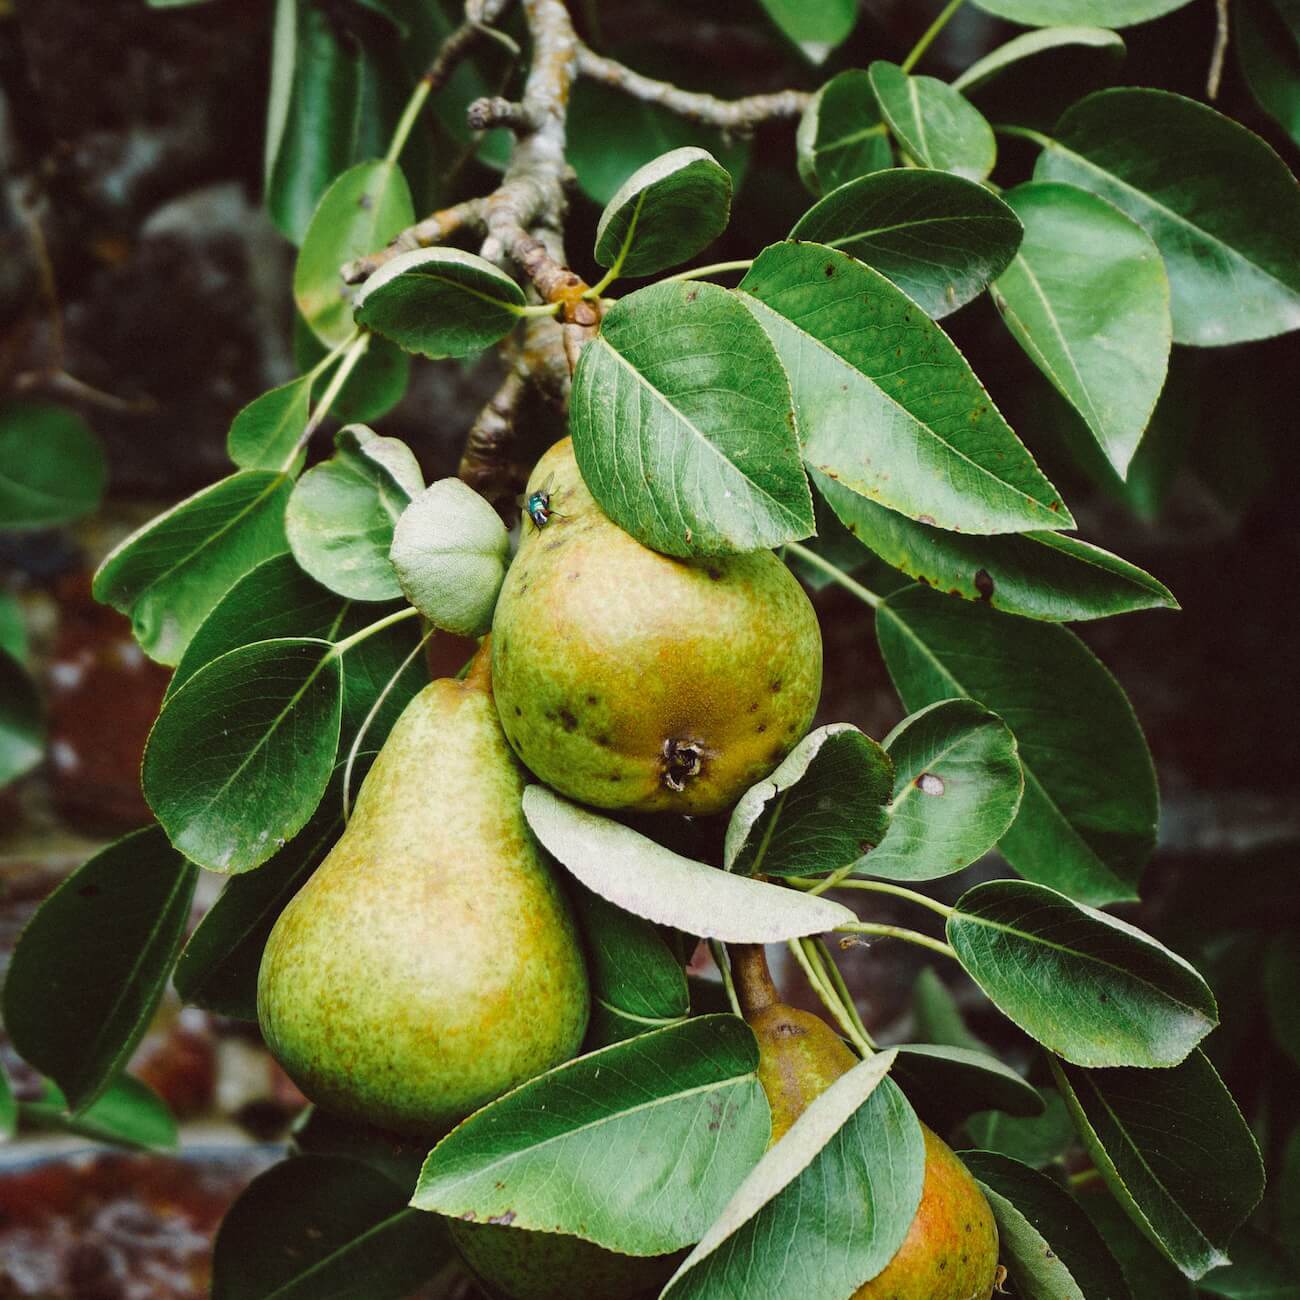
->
(492, 439), (822, 814)
(257, 644), (589, 1136)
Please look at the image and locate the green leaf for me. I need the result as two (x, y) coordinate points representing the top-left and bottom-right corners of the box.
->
(212, 1155), (446, 1300)
(890, 1043), (1045, 1129)
(227, 375), (312, 471)
(594, 147), (732, 278)
(0, 1058), (12, 1138)
(173, 761), (360, 1019)
(2, 827), (198, 1112)
(20, 1075), (177, 1151)
(1284, 1128), (1300, 1271)
(569, 278), (813, 557)
(790, 168), (1024, 317)
(953, 27), (1126, 128)
(93, 469), (292, 665)
(867, 62), (996, 181)
(972, 0), (1194, 23)
(863, 698), (1023, 881)
(1035, 89), (1300, 346)
(389, 479), (509, 636)
(962, 1151), (1132, 1299)
(911, 965), (991, 1053)
(724, 724), (893, 878)
(1078, 1186), (1196, 1298)
(0, 592), (26, 662)
(291, 1105), (430, 1194)
(1051, 1051), (1264, 1280)
(992, 182), (1170, 474)
(662, 1055), (926, 1300)
(294, 313), (410, 423)
(1264, 934), (1300, 1069)
(286, 424), (422, 601)
(740, 242), (1072, 535)
(1200, 1232), (1300, 1299)
(294, 159), (415, 347)
(1239, 0), (1300, 149)
(143, 639), (342, 874)
(815, 467), (1177, 621)
(0, 400), (106, 528)
(523, 785), (855, 942)
(877, 583), (1157, 903)
(949, 878), (1217, 1067)
(755, 0), (858, 62)
(353, 247), (525, 358)
(572, 886), (690, 1046)
(413, 1016), (770, 1255)
(966, 1086), (1078, 1167)
(0, 647), (43, 787)
(797, 70), (892, 196)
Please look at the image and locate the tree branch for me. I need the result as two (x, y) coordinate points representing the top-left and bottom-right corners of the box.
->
(341, 198), (486, 284)
(1207, 0), (1231, 100)
(574, 41), (811, 130)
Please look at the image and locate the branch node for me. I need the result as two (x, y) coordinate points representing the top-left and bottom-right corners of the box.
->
(467, 96), (538, 132)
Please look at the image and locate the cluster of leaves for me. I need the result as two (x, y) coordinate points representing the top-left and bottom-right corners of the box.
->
(6, 0), (1300, 1296)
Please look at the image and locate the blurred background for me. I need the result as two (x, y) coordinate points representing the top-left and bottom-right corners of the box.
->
(1, 0), (1297, 1294)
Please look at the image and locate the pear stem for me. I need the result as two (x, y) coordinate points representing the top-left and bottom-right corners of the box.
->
(462, 635), (494, 691)
(731, 943), (780, 1016)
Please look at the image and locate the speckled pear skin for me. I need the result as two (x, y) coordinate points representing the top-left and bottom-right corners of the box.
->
(449, 1220), (682, 1300)
(748, 1003), (1000, 1300)
(491, 438), (822, 815)
(256, 654), (590, 1137)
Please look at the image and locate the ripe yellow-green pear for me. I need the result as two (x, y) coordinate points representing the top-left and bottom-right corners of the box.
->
(491, 438), (822, 815)
(256, 647), (589, 1136)
(736, 948), (1000, 1300)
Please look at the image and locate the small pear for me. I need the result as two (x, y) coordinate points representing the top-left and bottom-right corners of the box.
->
(491, 438), (822, 815)
(450, 1220), (681, 1300)
(738, 950), (1000, 1300)
(257, 647), (589, 1136)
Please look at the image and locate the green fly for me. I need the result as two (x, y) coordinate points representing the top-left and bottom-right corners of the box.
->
(523, 476), (562, 530)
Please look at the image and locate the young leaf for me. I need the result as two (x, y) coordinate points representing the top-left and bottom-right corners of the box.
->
(724, 724), (894, 877)
(212, 1155), (446, 1300)
(962, 1151), (1132, 1299)
(294, 159), (415, 346)
(966, 1086), (1078, 1167)
(797, 70), (891, 196)
(972, 0), (1194, 22)
(863, 698), (1023, 881)
(412, 1016), (770, 1255)
(790, 168), (1023, 317)
(1035, 89), (1300, 345)
(571, 886), (690, 1046)
(993, 182), (1171, 475)
(662, 1056), (925, 1300)
(523, 785), (854, 942)
(815, 468), (1177, 621)
(143, 639), (343, 874)
(594, 146), (732, 278)
(740, 242), (1072, 535)
(0, 400), (106, 528)
(1051, 1051), (1265, 1280)
(569, 278), (813, 557)
(1238, 0), (1300, 150)
(867, 62), (996, 181)
(0, 648), (43, 787)
(353, 246), (526, 357)
(93, 469), (293, 665)
(948, 878), (1218, 1068)
(20, 1075), (178, 1151)
(877, 583), (1158, 904)
(2, 827), (198, 1112)
(755, 0), (858, 62)
(227, 375), (312, 471)
(889, 1043), (1045, 1130)
(286, 424), (422, 601)
(389, 478), (510, 636)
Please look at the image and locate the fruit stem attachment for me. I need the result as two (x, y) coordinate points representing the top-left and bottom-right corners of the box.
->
(709, 940), (742, 1017)
(730, 943), (781, 1016)
(836, 921), (958, 960)
(901, 0), (967, 74)
(788, 937), (873, 1057)
(784, 543), (882, 610)
(789, 875), (956, 919)
(462, 635), (494, 691)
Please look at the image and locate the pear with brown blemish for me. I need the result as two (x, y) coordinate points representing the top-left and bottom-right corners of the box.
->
(256, 647), (589, 1137)
(491, 438), (823, 815)
(735, 947), (1001, 1300)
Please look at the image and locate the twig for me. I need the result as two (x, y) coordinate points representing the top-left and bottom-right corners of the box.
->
(467, 96), (539, 131)
(574, 42), (810, 130)
(457, 367), (528, 506)
(341, 198), (487, 283)
(1207, 0), (1231, 100)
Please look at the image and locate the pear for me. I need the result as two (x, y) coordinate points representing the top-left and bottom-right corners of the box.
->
(736, 948), (1000, 1300)
(450, 1220), (681, 1300)
(492, 438), (822, 815)
(256, 647), (589, 1136)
